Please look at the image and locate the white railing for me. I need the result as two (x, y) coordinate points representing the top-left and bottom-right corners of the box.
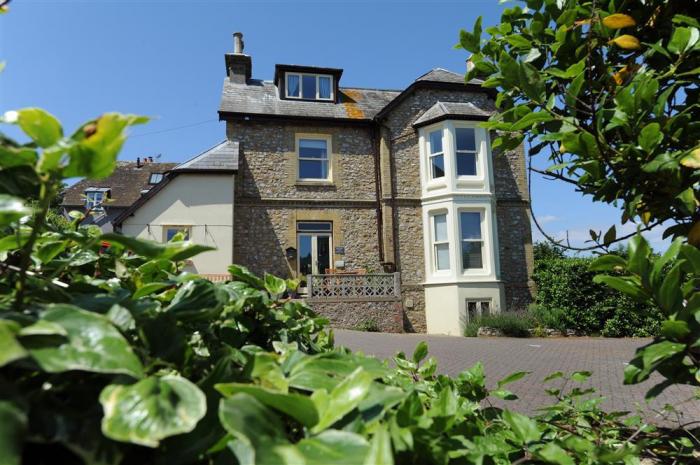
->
(306, 273), (401, 302)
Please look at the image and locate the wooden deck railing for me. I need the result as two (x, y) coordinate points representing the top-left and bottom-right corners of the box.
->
(306, 272), (401, 302)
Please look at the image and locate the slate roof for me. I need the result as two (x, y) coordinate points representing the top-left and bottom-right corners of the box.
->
(415, 68), (484, 86)
(220, 79), (400, 121)
(61, 162), (178, 208)
(413, 101), (494, 128)
(173, 140), (239, 172)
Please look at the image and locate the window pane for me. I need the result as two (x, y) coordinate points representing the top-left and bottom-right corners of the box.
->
(435, 243), (450, 270)
(299, 139), (327, 159)
(467, 301), (478, 322)
(456, 152), (477, 176)
(433, 214), (448, 241)
(481, 301), (490, 316)
(429, 130), (442, 154)
(149, 173), (163, 184)
(297, 222), (332, 232)
(318, 76), (331, 99)
(460, 212), (481, 239)
(287, 74), (300, 97)
(299, 159), (328, 179)
(302, 75), (316, 99)
(431, 154), (445, 178)
(456, 128), (476, 151)
(461, 241), (483, 269)
(166, 228), (189, 242)
(299, 235), (313, 275)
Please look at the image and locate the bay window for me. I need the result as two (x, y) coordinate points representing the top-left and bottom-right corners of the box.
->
(460, 211), (483, 270)
(432, 213), (450, 271)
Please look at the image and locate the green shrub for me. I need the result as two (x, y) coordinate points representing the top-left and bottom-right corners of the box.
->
(533, 252), (662, 336)
(529, 304), (568, 332)
(356, 319), (380, 332)
(464, 312), (533, 337)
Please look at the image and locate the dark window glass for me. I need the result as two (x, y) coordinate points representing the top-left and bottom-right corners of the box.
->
(297, 222), (332, 232)
(460, 212), (481, 239)
(299, 139), (327, 158)
(298, 235), (312, 275)
(456, 152), (476, 176)
(461, 241), (483, 269)
(429, 130), (443, 154)
(455, 128), (476, 151)
(299, 160), (327, 179)
(431, 154), (445, 178)
(287, 74), (300, 97)
(318, 76), (331, 99)
(166, 227), (189, 242)
(302, 75), (316, 99)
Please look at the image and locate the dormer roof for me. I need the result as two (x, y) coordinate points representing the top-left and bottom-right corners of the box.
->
(412, 101), (493, 128)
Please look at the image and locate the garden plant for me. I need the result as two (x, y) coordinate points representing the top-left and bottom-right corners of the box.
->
(1, 1), (699, 464)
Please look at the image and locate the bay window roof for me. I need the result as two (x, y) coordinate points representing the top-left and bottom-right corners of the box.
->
(412, 101), (494, 128)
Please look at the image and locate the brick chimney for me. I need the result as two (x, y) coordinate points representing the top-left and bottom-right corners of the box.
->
(225, 32), (252, 84)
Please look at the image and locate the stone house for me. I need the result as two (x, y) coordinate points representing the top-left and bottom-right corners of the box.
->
(112, 32), (534, 335)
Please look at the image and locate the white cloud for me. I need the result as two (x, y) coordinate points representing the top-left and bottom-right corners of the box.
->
(536, 215), (559, 225)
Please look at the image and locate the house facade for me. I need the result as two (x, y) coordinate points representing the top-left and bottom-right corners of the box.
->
(102, 32), (533, 335)
(219, 33), (534, 334)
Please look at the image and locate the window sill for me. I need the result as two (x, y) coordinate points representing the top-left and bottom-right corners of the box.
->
(296, 180), (335, 187)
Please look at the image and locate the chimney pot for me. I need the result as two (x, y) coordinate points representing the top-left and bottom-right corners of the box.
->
(137, 157), (141, 167)
(233, 32), (244, 54)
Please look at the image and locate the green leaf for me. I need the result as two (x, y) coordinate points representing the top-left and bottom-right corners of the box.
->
(535, 442), (575, 465)
(0, 320), (27, 367)
(15, 108), (63, 148)
(0, 195), (31, 226)
(412, 341), (428, 364)
(312, 367), (373, 433)
(502, 410), (541, 444)
(65, 113), (147, 179)
(296, 430), (370, 465)
(589, 254), (626, 272)
(625, 341), (686, 384)
(219, 393), (300, 465)
(24, 304), (144, 377)
(363, 424), (393, 465)
(660, 320), (690, 340)
(638, 123), (662, 152)
(510, 111), (554, 131)
(100, 375), (206, 447)
(228, 264), (265, 289)
(593, 275), (648, 301)
(603, 225), (617, 246)
(132, 282), (170, 299)
(0, 401), (26, 465)
(101, 233), (214, 262)
(657, 261), (683, 313)
(571, 371), (592, 382)
(543, 371), (564, 382)
(496, 371), (530, 388)
(215, 383), (319, 427)
(264, 273), (287, 297)
(668, 27), (694, 54)
(651, 238), (683, 287)
(164, 279), (224, 322)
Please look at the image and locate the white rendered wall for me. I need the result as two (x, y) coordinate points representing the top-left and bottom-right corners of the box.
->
(121, 174), (234, 275)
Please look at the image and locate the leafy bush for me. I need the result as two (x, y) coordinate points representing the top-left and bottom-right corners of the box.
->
(534, 253), (662, 336)
(464, 312), (533, 337)
(529, 304), (568, 332)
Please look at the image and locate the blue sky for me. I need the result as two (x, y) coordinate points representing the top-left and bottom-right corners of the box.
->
(0, 0), (666, 251)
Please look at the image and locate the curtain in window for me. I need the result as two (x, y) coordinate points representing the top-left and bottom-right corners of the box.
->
(318, 76), (331, 99)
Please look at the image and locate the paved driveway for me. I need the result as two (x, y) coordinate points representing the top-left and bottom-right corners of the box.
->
(335, 330), (699, 425)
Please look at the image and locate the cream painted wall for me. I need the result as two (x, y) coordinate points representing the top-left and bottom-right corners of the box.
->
(425, 282), (504, 335)
(121, 174), (234, 275)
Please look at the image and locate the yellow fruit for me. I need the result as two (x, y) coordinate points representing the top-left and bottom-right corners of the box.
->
(689, 221), (700, 248)
(611, 35), (641, 50)
(603, 14), (636, 29)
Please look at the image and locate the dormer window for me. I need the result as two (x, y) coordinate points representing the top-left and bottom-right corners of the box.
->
(85, 188), (109, 210)
(286, 73), (333, 101)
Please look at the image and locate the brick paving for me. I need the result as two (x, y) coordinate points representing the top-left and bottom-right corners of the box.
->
(335, 330), (700, 425)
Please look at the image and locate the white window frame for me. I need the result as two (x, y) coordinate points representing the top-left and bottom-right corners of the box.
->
(85, 190), (106, 210)
(431, 212), (451, 273)
(296, 134), (332, 182)
(163, 225), (192, 242)
(465, 299), (491, 323)
(457, 208), (486, 273)
(454, 127), (479, 178)
(285, 72), (334, 101)
(427, 128), (445, 180)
